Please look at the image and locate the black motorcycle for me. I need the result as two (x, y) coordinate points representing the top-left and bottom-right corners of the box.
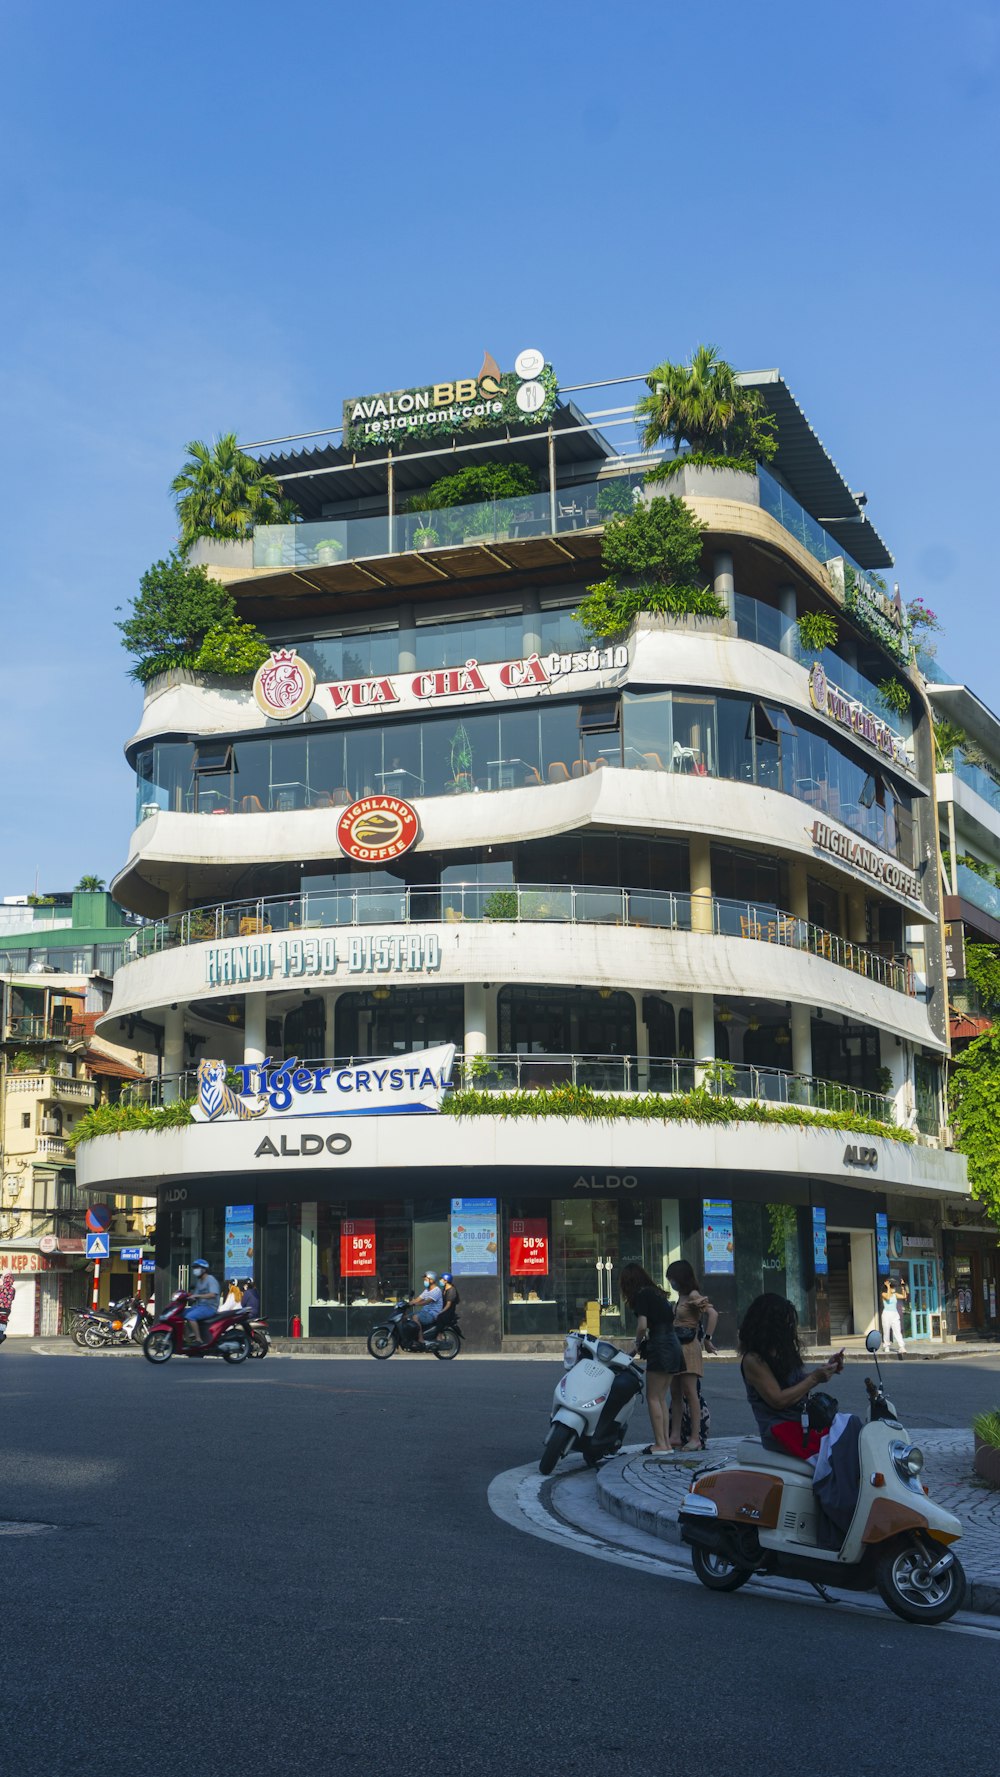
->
(366, 1299), (462, 1360)
(248, 1318), (270, 1359)
(75, 1297), (152, 1349)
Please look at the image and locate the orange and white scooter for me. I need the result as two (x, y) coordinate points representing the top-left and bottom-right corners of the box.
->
(678, 1330), (965, 1624)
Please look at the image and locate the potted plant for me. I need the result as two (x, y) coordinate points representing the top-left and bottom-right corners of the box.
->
(482, 889), (519, 921)
(314, 538), (344, 566)
(448, 724), (474, 792)
(413, 525), (439, 551)
(973, 1409), (1000, 1487)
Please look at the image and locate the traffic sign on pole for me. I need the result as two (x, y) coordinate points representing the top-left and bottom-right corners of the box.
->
(85, 1205), (113, 1233)
(120, 1247), (142, 1262)
(86, 1231), (111, 1259)
(140, 1260), (156, 1274)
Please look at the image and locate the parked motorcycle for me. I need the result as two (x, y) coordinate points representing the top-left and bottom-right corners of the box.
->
(366, 1299), (462, 1360)
(142, 1291), (252, 1365)
(248, 1318), (270, 1359)
(539, 1332), (645, 1474)
(679, 1329), (966, 1624)
(76, 1297), (153, 1349)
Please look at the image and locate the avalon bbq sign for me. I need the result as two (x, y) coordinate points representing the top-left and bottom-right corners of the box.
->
(343, 347), (557, 451)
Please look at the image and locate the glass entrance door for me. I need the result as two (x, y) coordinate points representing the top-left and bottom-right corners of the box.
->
(907, 1259), (938, 1340)
(553, 1199), (623, 1337)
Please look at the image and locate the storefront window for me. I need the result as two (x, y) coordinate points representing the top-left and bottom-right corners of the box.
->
(334, 986), (463, 1058)
(311, 1201), (413, 1338)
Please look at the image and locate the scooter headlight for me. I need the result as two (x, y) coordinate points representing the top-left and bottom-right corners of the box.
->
(889, 1440), (924, 1485)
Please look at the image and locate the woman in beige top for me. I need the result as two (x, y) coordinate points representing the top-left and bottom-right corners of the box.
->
(666, 1260), (718, 1450)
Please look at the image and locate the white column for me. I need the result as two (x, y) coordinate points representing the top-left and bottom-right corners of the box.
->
(791, 1002), (813, 1080)
(778, 583), (797, 657)
(692, 992), (715, 1087)
(464, 983), (487, 1058)
(633, 991), (649, 1091)
(522, 590), (541, 657)
(397, 603), (416, 674)
(163, 1006), (184, 1103)
(846, 890), (868, 946)
(300, 1201), (318, 1338)
(885, 1038), (912, 1128)
(713, 551), (735, 621)
(244, 993), (267, 1069)
(690, 833), (713, 934)
(788, 856), (809, 922)
(323, 989), (339, 1060)
(167, 885), (187, 916)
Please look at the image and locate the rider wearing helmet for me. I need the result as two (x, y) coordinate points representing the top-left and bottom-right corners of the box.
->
(184, 1258), (220, 1344)
(408, 1271), (443, 1347)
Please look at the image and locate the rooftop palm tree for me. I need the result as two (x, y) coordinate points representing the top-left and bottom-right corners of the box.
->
(74, 875), (106, 892)
(637, 344), (778, 475)
(171, 434), (297, 552)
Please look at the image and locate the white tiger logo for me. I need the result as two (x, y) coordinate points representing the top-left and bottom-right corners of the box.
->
(197, 1059), (266, 1122)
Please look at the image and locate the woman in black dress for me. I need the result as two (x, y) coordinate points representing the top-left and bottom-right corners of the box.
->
(621, 1262), (683, 1454)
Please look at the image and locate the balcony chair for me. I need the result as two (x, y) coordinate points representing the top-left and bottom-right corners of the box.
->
(522, 767), (543, 787)
(739, 915), (764, 940)
(239, 917), (273, 937)
(547, 762), (571, 784)
(331, 787), (351, 805)
(239, 795), (266, 814)
(571, 759), (588, 778)
(642, 751), (666, 771)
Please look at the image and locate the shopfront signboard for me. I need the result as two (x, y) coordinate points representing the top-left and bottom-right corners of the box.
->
(192, 1045), (455, 1123)
(702, 1200), (734, 1275)
(343, 350), (557, 451)
(336, 796), (419, 864)
(340, 1219), (376, 1276)
(205, 931), (442, 990)
(450, 1198), (498, 1276)
(875, 1212), (890, 1276)
(812, 1207), (828, 1277)
(253, 649), (317, 722)
(807, 662), (914, 774)
(827, 558), (909, 662)
(811, 819), (920, 905)
(509, 1218), (549, 1276)
(224, 1204), (254, 1275)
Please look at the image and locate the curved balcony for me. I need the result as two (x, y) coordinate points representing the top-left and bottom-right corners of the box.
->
(126, 883), (916, 997)
(113, 1052), (900, 1127)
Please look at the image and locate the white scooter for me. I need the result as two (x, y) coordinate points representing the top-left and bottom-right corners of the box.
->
(539, 1332), (645, 1474)
(679, 1329), (966, 1624)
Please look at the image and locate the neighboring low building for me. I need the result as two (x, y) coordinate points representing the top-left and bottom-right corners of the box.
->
(0, 900), (157, 1332)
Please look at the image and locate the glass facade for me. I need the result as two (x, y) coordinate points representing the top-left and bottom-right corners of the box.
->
(135, 687), (916, 861)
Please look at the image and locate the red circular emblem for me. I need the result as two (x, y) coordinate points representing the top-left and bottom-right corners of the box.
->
(336, 796), (419, 863)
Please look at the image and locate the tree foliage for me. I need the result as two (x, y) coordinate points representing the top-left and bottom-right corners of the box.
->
(171, 433), (297, 552)
(637, 344), (778, 480)
(966, 944), (1000, 1008)
(409, 459), (536, 513)
(74, 876), (106, 891)
(575, 495), (722, 639)
(950, 1023), (1000, 1223)
(797, 610), (839, 654)
(117, 554), (270, 682)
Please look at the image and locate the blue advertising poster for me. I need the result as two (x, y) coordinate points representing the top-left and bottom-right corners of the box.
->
(450, 1199), (498, 1275)
(702, 1199), (734, 1275)
(875, 1212), (890, 1276)
(224, 1204), (254, 1278)
(812, 1207), (828, 1277)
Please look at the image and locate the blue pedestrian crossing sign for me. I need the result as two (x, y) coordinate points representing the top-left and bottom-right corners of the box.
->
(86, 1232), (110, 1259)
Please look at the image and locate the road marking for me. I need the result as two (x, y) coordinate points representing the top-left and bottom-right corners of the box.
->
(488, 1462), (1000, 1643)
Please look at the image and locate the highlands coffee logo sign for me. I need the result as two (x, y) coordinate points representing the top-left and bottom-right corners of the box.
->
(343, 347), (556, 450)
(191, 1044), (455, 1122)
(253, 649), (316, 721)
(336, 796), (419, 863)
(808, 662), (914, 775)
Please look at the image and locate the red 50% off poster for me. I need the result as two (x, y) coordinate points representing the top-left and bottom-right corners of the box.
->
(340, 1219), (376, 1276)
(509, 1218), (549, 1276)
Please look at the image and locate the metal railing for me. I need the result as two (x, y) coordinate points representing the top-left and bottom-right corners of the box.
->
(120, 1052), (898, 1125)
(125, 884), (915, 996)
(4, 1075), (96, 1098)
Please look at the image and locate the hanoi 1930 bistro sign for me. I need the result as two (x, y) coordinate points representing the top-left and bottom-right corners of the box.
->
(343, 347), (557, 450)
(205, 929), (441, 988)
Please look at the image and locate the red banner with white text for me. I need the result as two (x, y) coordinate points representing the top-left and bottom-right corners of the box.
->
(340, 1219), (376, 1276)
(509, 1219), (549, 1276)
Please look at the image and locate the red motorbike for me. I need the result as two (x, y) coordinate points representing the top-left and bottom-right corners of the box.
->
(142, 1291), (252, 1365)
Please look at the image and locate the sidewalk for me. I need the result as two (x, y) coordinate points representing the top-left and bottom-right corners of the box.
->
(596, 1431), (1000, 1617)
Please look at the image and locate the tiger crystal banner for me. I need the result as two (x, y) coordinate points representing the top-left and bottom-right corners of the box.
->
(191, 1046), (456, 1123)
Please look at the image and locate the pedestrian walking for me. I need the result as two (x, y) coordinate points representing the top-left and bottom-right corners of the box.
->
(666, 1260), (717, 1451)
(881, 1276), (908, 1357)
(0, 1271), (14, 1344)
(622, 1262), (684, 1455)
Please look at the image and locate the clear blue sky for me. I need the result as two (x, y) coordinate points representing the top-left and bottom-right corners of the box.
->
(1, 0), (997, 891)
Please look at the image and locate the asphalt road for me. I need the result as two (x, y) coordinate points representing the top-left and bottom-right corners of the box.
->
(3, 1349), (1000, 1777)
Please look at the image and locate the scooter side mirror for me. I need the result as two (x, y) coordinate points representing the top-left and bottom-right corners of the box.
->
(865, 1329), (882, 1353)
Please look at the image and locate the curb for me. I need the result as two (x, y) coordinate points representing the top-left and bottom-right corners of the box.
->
(595, 1453), (1000, 1620)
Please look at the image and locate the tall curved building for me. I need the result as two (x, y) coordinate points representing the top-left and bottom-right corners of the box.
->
(78, 358), (968, 1347)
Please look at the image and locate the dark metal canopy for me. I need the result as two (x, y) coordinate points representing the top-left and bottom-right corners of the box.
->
(738, 371), (893, 570)
(256, 401), (615, 522)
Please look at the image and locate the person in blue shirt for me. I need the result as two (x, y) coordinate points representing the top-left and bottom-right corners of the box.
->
(184, 1259), (220, 1344)
(408, 1272), (443, 1347)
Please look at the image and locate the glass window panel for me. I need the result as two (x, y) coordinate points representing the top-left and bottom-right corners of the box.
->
(539, 703), (582, 785)
(495, 706), (542, 788)
(621, 690), (672, 773)
(672, 696), (718, 776)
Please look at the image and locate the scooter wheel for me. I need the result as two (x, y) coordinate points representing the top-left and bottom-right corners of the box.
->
(143, 1330), (174, 1365)
(83, 1326), (108, 1349)
(432, 1330), (460, 1360)
(221, 1330), (251, 1364)
(691, 1545), (754, 1592)
(539, 1424), (575, 1476)
(876, 1542), (966, 1624)
(249, 1332), (269, 1359)
(367, 1327), (397, 1359)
